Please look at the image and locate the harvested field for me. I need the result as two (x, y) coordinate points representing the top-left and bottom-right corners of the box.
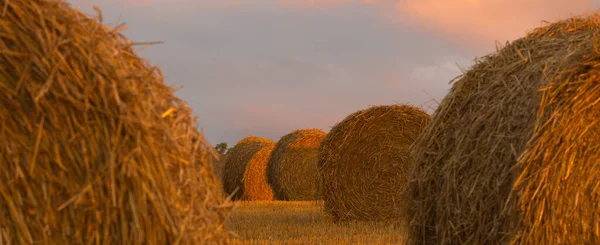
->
(267, 129), (326, 201)
(405, 12), (600, 245)
(318, 104), (430, 222)
(0, 0), (229, 244)
(227, 201), (404, 244)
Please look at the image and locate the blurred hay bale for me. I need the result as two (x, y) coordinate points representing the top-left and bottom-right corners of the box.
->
(0, 1), (229, 244)
(267, 129), (327, 201)
(405, 12), (600, 245)
(318, 105), (430, 222)
(223, 136), (274, 201)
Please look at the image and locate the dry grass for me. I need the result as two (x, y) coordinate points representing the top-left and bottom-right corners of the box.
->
(226, 201), (405, 244)
(405, 11), (600, 245)
(0, 0), (229, 244)
(318, 104), (430, 222)
(267, 129), (326, 201)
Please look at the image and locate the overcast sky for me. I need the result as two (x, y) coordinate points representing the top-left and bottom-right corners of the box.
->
(66, 0), (600, 147)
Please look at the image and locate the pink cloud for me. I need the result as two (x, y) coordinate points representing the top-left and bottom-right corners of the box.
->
(395, 0), (596, 50)
(277, 0), (353, 6)
(124, 0), (374, 9)
(121, 0), (247, 10)
(276, 0), (381, 8)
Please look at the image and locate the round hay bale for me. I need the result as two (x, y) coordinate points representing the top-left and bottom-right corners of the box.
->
(405, 12), (600, 245)
(0, 1), (228, 244)
(266, 129), (327, 201)
(242, 144), (276, 201)
(222, 136), (274, 201)
(318, 105), (430, 222)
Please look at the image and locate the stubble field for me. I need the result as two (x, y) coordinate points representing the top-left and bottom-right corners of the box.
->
(226, 201), (405, 245)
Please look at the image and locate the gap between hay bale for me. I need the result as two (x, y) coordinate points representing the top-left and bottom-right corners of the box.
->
(212, 151), (226, 183)
(266, 129), (327, 201)
(318, 104), (430, 222)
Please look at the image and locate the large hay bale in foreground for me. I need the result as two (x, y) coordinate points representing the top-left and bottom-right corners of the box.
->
(223, 136), (275, 201)
(318, 105), (430, 221)
(0, 1), (228, 244)
(405, 12), (600, 245)
(266, 129), (327, 201)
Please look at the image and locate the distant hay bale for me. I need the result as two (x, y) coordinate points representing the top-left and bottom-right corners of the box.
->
(405, 12), (600, 245)
(0, 1), (228, 244)
(223, 136), (275, 201)
(318, 105), (430, 222)
(266, 129), (327, 201)
(242, 144), (276, 201)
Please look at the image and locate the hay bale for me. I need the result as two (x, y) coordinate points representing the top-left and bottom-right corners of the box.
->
(223, 136), (274, 201)
(242, 144), (276, 201)
(318, 105), (430, 221)
(0, 1), (229, 244)
(405, 12), (600, 245)
(266, 129), (327, 201)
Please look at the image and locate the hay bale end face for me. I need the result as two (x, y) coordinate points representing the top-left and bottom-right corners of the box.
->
(266, 129), (327, 201)
(318, 104), (430, 222)
(0, 0), (228, 244)
(405, 12), (600, 245)
(242, 144), (276, 201)
(223, 136), (275, 201)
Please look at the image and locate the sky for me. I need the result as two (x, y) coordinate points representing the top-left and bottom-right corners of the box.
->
(66, 0), (600, 147)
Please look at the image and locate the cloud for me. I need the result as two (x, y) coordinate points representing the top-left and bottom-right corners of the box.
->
(123, 0), (389, 12)
(277, 0), (353, 7)
(275, 0), (387, 8)
(112, 0), (596, 51)
(118, 0), (376, 11)
(123, 0), (244, 7)
(409, 55), (472, 82)
(227, 104), (340, 136)
(65, 0), (478, 147)
(395, 0), (596, 50)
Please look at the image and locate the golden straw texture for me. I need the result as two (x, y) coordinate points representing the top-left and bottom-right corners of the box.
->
(222, 136), (274, 201)
(267, 129), (326, 201)
(318, 105), (430, 222)
(405, 12), (600, 245)
(242, 144), (276, 201)
(0, 1), (229, 244)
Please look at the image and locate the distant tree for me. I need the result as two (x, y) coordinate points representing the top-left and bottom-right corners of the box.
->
(215, 142), (228, 155)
